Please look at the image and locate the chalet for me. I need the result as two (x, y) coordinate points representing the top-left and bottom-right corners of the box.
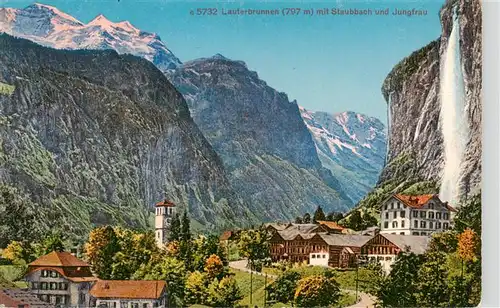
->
(90, 280), (167, 308)
(361, 233), (430, 273)
(379, 194), (456, 236)
(24, 251), (97, 307)
(263, 223), (291, 234)
(269, 229), (371, 268)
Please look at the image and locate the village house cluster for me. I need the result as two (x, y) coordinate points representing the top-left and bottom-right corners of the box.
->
(267, 194), (455, 273)
(0, 194), (455, 306)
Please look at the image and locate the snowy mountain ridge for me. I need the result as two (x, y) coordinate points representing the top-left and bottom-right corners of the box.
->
(300, 107), (387, 203)
(0, 3), (181, 71)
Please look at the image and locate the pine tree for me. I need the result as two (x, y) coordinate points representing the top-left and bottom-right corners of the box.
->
(295, 216), (303, 224)
(303, 213), (311, 224)
(180, 209), (193, 270)
(313, 206), (326, 223)
(169, 213), (181, 241)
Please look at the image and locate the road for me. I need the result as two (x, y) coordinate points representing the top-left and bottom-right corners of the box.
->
(228, 259), (376, 308)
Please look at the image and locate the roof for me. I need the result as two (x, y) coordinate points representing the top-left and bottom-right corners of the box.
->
(386, 194), (457, 212)
(317, 220), (345, 231)
(380, 234), (431, 255)
(219, 230), (233, 241)
(0, 288), (55, 307)
(155, 199), (176, 207)
(318, 234), (372, 247)
(90, 280), (166, 299)
(29, 251), (90, 267)
(264, 223), (290, 231)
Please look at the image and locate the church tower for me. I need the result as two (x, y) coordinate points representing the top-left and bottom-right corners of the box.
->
(155, 199), (177, 247)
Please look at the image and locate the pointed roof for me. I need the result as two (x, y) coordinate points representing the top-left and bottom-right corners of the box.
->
(316, 220), (345, 231)
(29, 251), (89, 267)
(378, 234), (430, 255)
(155, 199), (176, 207)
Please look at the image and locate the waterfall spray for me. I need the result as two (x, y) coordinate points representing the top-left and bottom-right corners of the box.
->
(439, 7), (468, 205)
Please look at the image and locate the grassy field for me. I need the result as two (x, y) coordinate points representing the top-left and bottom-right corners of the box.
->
(233, 267), (359, 307)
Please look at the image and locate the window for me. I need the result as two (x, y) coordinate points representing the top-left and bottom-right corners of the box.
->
(385, 212), (389, 219)
(414, 220), (418, 228)
(401, 220), (405, 228)
(312, 254), (316, 258)
(50, 271), (58, 278)
(393, 211), (397, 219)
(392, 221), (398, 228)
(79, 293), (86, 305)
(384, 204), (388, 210)
(437, 222), (442, 229)
(400, 232), (405, 235)
(444, 213), (449, 220)
(397, 203), (400, 209)
(50, 282), (56, 290)
(444, 222), (449, 229)
(412, 232), (419, 235)
(429, 222), (434, 229)
(55, 296), (62, 305)
(143, 303), (148, 308)
(420, 221), (426, 228)
(322, 254), (326, 259)
(384, 222), (389, 229)
(41, 282), (47, 290)
(41, 270), (48, 277)
(429, 212), (434, 219)
(400, 211), (405, 218)
(40, 294), (48, 302)
(420, 211), (426, 218)
(391, 203), (394, 209)
(430, 203), (434, 209)
(437, 212), (442, 219)
(31, 282), (38, 289)
(412, 211), (418, 218)
(421, 232), (427, 236)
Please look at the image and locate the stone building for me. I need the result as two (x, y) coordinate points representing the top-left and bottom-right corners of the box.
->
(154, 199), (177, 247)
(90, 280), (167, 308)
(24, 251), (97, 307)
(360, 233), (430, 273)
(379, 194), (456, 236)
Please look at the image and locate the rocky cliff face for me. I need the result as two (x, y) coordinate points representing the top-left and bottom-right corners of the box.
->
(353, 0), (481, 217)
(169, 56), (352, 221)
(0, 35), (254, 237)
(300, 108), (386, 203)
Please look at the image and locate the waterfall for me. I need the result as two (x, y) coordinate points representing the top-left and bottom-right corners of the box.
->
(439, 7), (468, 206)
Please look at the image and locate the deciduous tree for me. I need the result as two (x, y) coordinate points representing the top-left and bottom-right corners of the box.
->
(294, 275), (340, 307)
(266, 270), (301, 303)
(415, 251), (450, 307)
(84, 226), (120, 279)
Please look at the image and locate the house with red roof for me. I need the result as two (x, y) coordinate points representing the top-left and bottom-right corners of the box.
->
(24, 251), (97, 307)
(90, 280), (167, 308)
(379, 194), (456, 236)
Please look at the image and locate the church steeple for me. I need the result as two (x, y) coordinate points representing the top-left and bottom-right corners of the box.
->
(154, 199), (177, 247)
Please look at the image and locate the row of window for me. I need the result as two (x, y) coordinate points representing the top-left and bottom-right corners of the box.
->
(38, 294), (68, 305)
(155, 207), (174, 216)
(40, 270), (59, 278)
(311, 254), (327, 259)
(385, 210), (449, 220)
(384, 202), (439, 211)
(384, 220), (449, 230)
(413, 220), (449, 229)
(33, 281), (69, 291)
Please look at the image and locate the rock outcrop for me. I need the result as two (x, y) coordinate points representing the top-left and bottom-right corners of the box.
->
(169, 56), (353, 221)
(0, 34), (255, 238)
(352, 0), (481, 217)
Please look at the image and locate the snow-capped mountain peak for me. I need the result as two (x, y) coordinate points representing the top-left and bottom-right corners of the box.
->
(300, 107), (387, 203)
(0, 4), (181, 71)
